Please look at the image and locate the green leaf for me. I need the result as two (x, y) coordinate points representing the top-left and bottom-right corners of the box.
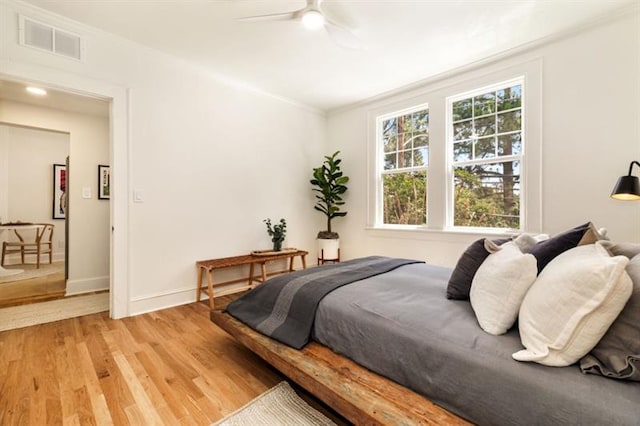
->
(311, 151), (349, 230)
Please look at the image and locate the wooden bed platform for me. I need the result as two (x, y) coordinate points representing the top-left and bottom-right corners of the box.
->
(210, 310), (469, 425)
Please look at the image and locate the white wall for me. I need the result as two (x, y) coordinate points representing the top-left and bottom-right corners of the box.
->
(327, 11), (640, 267)
(0, 126), (7, 222)
(0, 124), (69, 263)
(0, 101), (110, 292)
(4, 1), (635, 317)
(0, 0), (327, 315)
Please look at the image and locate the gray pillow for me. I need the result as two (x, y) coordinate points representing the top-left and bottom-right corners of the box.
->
(446, 238), (509, 300)
(580, 253), (640, 381)
(601, 241), (640, 259)
(528, 222), (593, 273)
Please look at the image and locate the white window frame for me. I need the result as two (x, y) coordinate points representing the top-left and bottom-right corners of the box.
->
(446, 77), (525, 232)
(367, 59), (542, 236)
(376, 103), (430, 227)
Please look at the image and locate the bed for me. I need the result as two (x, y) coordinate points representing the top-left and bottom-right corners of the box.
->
(211, 256), (640, 425)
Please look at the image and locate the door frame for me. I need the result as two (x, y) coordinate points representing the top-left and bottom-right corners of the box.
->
(0, 63), (130, 318)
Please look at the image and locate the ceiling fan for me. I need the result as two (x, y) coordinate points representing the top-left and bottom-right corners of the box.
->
(238, 0), (361, 49)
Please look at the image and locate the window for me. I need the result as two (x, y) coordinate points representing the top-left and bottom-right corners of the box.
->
(369, 61), (540, 234)
(449, 79), (523, 230)
(378, 105), (429, 225)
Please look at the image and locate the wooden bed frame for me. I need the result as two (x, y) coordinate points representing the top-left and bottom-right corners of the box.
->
(211, 310), (469, 425)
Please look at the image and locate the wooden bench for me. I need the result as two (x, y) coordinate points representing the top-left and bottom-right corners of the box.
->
(196, 250), (308, 309)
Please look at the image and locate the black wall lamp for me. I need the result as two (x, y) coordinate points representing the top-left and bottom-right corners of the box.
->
(611, 161), (640, 200)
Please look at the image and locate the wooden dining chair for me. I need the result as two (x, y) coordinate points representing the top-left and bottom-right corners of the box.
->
(1, 223), (54, 269)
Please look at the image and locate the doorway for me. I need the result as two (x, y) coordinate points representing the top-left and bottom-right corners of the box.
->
(0, 123), (69, 306)
(0, 78), (111, 312)
(0, 67), (129, 319)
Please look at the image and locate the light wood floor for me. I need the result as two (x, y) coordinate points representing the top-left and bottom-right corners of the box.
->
(0, 268), (66, 308)
(0, 296), (347, 425)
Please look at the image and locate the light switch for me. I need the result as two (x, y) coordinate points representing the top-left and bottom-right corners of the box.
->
(82, 187), (92, 199)
(133, 189), (144, 203)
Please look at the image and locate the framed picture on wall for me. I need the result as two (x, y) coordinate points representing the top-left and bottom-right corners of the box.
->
(53, 163), (66, 219)
(98, 165), (110, 200)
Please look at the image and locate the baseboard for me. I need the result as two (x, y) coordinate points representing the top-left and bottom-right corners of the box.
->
(128, 281), (253, 316)
(129, 285), (200, 316)
(66, 276), (109, 296)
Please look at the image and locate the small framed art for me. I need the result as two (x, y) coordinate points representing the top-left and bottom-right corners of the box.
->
(98, 165), (110, 200)
(53, 163), (66, 219)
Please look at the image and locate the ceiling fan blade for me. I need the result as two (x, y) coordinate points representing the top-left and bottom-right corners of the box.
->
(324, 19), (362, 49)
(237, 11), (297, 23)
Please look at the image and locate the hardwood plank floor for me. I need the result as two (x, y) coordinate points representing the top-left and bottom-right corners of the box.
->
(0, 266), (66, 308)
(0, 296), (348, 425)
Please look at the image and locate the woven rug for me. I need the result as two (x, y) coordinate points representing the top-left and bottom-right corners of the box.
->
(0, 292), (109, 332)
(212, 381), (337, 426)
(0, 262), (64, 283)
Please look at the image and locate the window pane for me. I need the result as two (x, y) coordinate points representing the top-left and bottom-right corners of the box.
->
(399, 150), (412, 168)
(400, 114), (415, 132)
(497, 85), (522, 111)
(414, 147), (428, 167)
(382, 117), (397, 136)
(383, 171), (427, 225)
(497, 110), (521, 133)
(382, 107), (428, 172)
(453, 161), (520, 229)
(413, 134), (428, 148)
(449, 80), (524, 231)
(498, 133), (522, 156)
(398, 133), (411, 151)
(453, 140), (472, 162)
(474, 116), (495, 137)
(383, 135), (397, 153)
(384, 153), (396, 170)
(474, 92), (496, 116)
(453, 120), (472, 141)
(453, 98), (472, 121)
(414, 111), (429, 131)
(475, 137), (496, 159)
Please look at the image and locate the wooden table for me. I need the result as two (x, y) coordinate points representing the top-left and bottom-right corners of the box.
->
(196, 249), (308, 309)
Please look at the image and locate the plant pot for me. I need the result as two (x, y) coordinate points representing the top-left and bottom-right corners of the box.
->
(317, 238), (339, 261)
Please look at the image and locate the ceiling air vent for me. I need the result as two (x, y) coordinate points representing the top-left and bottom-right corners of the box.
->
(19, 15), (83, 61)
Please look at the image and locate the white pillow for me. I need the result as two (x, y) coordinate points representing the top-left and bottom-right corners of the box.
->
(470, 242), (538, 335)
(484, 233), (548, 254)
(513, 242), (632, 367)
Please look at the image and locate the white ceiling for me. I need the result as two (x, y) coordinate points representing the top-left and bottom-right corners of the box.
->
(0, 79), (110, 117)
(21, 0), (635, 111)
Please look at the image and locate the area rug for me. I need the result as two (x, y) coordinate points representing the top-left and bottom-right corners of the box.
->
(212, 381), (337, 426)
(0, 292), (109, 332)
(0, 262), (64, 283)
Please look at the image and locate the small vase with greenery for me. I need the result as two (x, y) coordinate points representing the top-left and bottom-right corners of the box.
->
(264, 218), (287, 252)
(310, 151), (348, 260)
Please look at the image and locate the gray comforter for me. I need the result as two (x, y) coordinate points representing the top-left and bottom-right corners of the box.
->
(312, 263), (640, 426)
(226, 256), (423, 348)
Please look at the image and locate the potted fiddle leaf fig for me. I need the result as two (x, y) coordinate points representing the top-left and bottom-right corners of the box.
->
(310, 151), (349, 261)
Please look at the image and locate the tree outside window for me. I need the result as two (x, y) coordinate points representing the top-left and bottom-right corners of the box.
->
(450, 81), (523, 230)
(379, 106), (429, 225)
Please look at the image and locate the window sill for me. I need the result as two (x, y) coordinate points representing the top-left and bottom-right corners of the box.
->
(365, 225), (517, 242)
